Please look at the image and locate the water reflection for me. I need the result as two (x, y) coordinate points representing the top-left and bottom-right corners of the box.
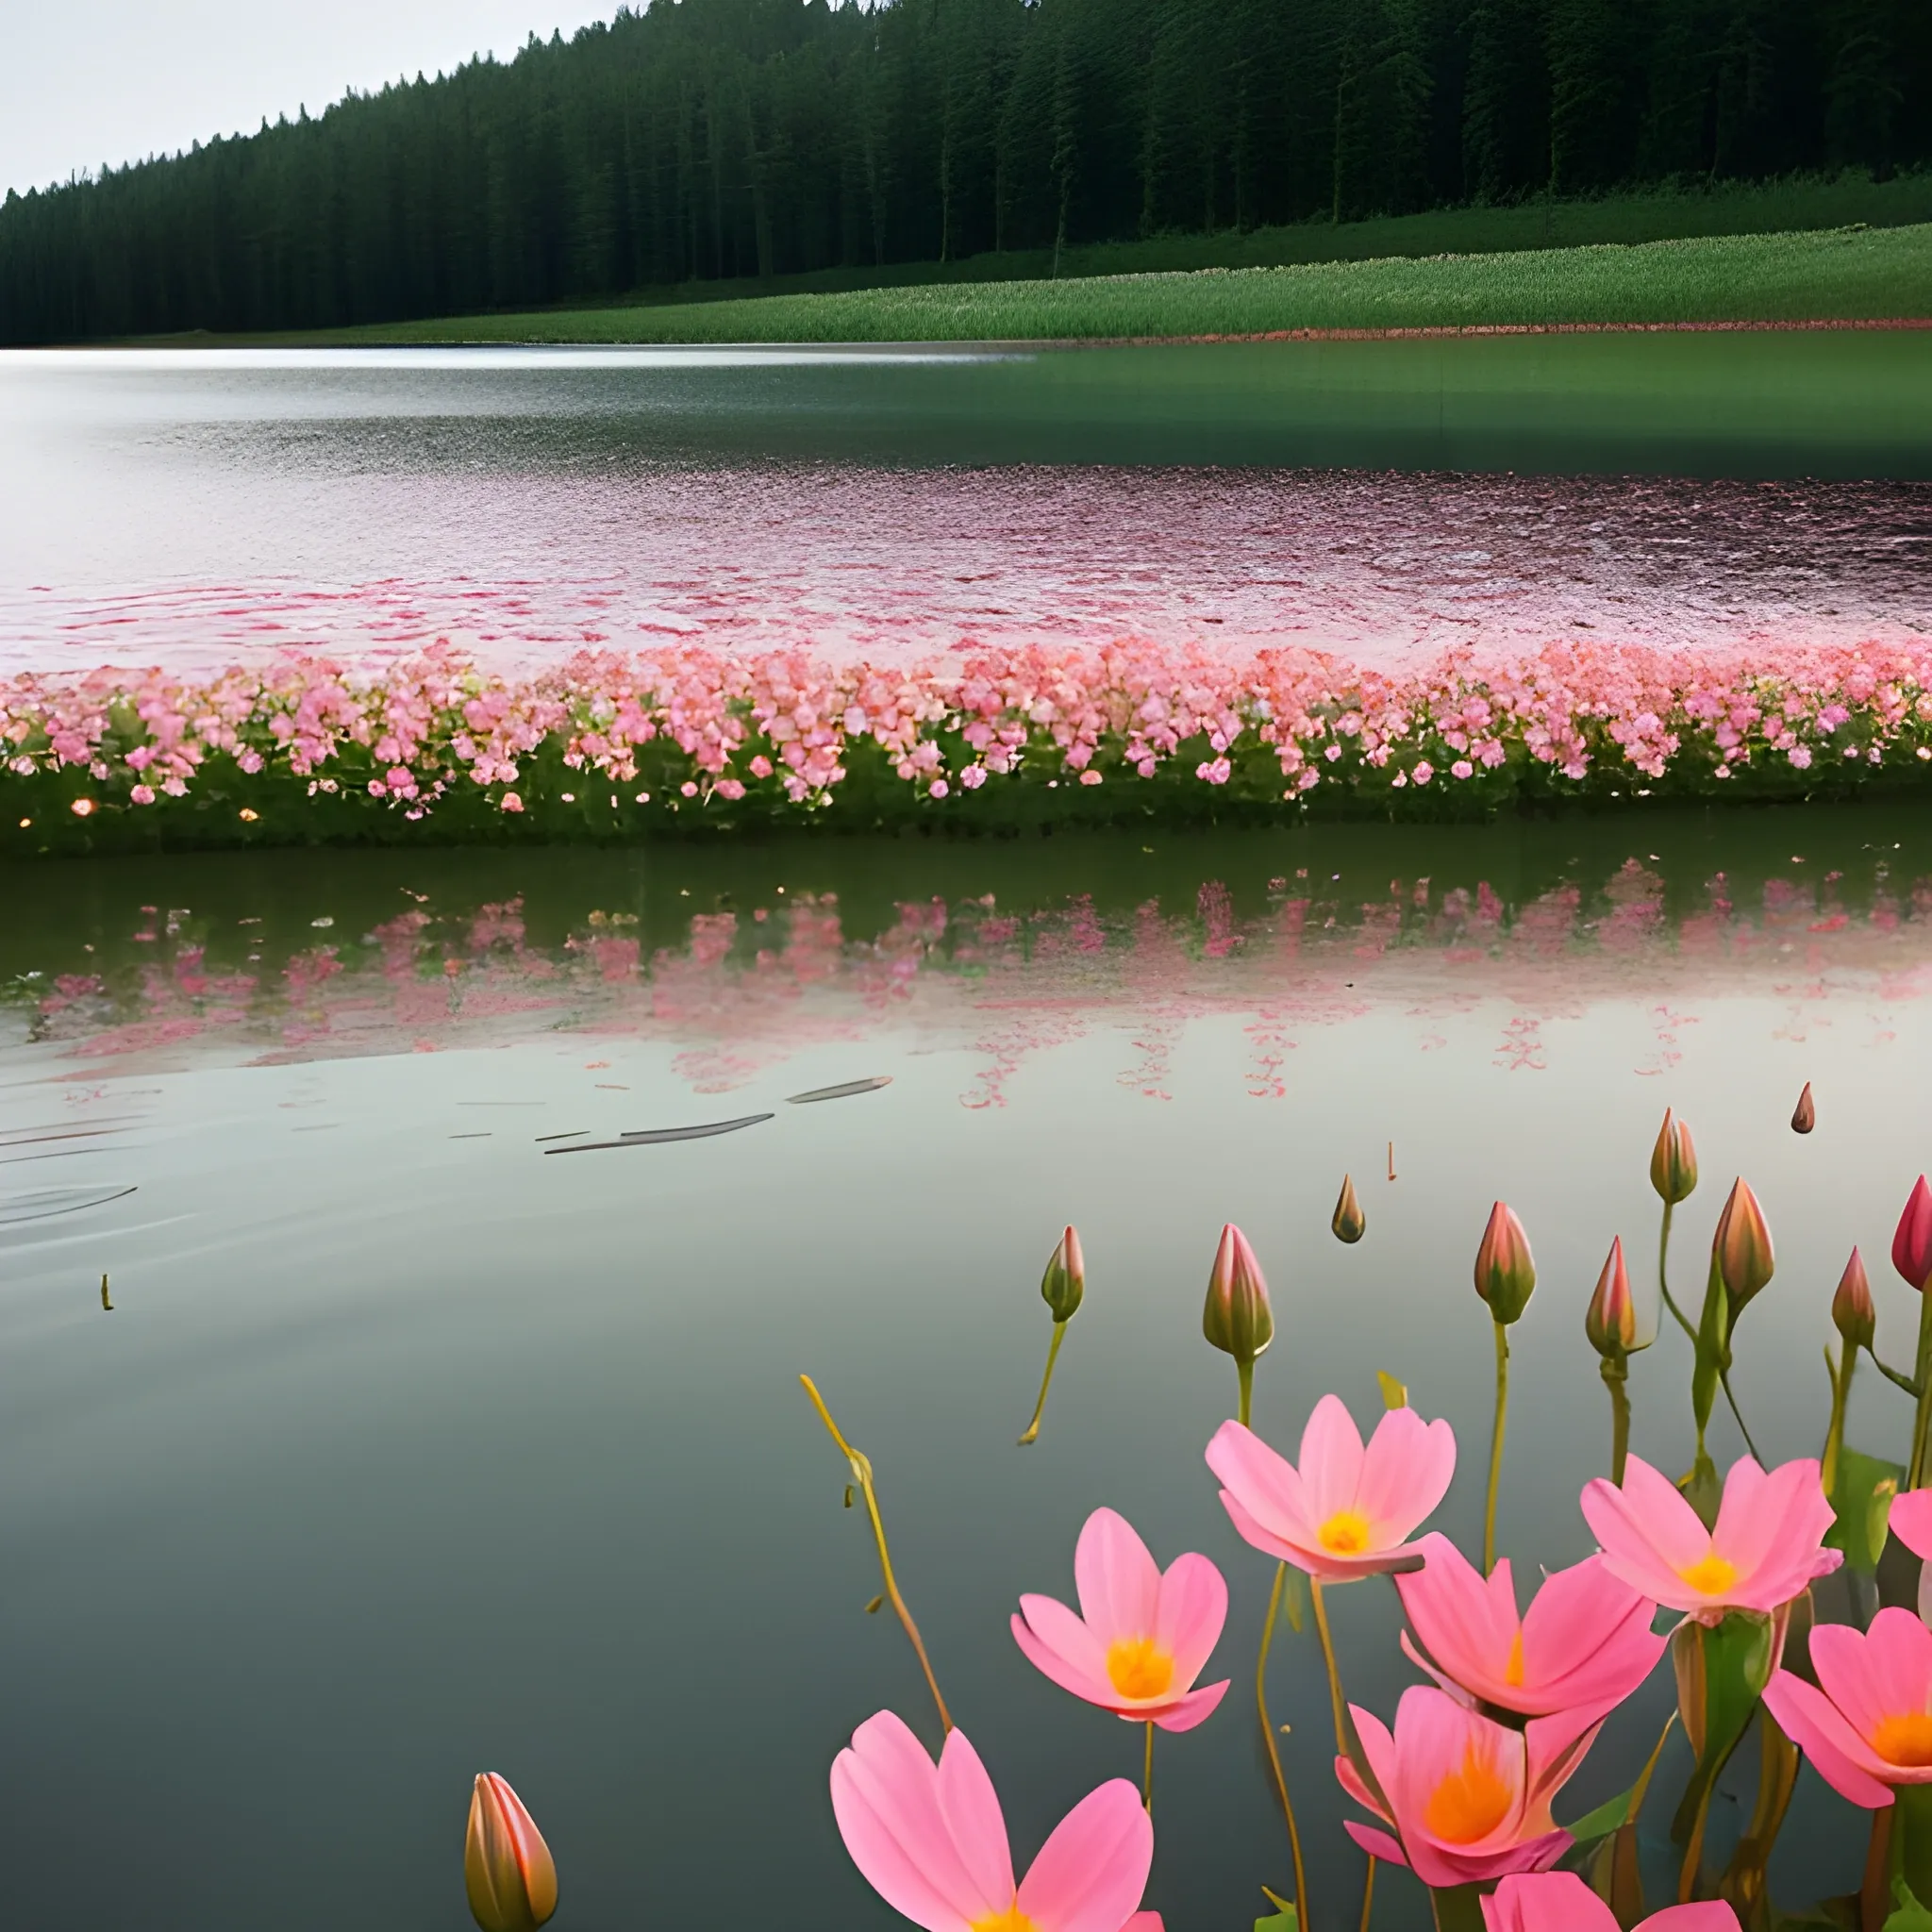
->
(0, 808), (1924, 1928)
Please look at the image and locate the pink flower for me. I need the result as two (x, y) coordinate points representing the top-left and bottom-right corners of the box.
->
(1483, 1872), (1739, 1930)
(499, 791), (524, 814)
(1579, 1455), (1840, 1621)
(1337, 1685), (1600, 1888)
(130, 783), (156, 806)
(1890, 1488), (1932, 1559)
(1206, 1394), (1456, 1582)
(830, 1710), (1153, 1932)
(1011, 1507), (1229, 1732)
(1895, 1175), (1932, 1291)
(1762, 1608), (1932, 1808)
(1396, 1533), (1666, 1717)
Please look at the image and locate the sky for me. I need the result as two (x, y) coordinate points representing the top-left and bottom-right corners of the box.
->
(3, 0), (622, 199)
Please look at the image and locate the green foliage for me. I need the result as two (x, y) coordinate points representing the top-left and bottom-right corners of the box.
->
(2, 0), (1928, 344)
(298, 225), (1932, 342)
(1825, 1446), (1902, 1573)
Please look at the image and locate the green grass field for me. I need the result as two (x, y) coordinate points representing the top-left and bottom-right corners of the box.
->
(263, 224), (1930, 347)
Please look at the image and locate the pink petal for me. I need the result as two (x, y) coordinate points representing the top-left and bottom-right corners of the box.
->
(1074, 1508), (1161, 1641)
(1297, 1393), (1367, 1521)
(1206, 1421), (1316, 1546)
(1891, 1489), (1932, 1559)
(1715, 1458), (1833, 1593)
(1761, 1671), (1894, 1807)
(1580, 1457), (1710, 1603)
(936, 1727), (1017, 1912)
(1152, 1678), (1228, 1732)
(1015, 1780), (1153, 1932)
(1217, 1486), (1313, 1569)
(1638, 1909), (1748, 1929)
(1397, 1533), (1518, 1701)
(1357, 1407), (1457, 1539)
(1012, 1608), (1117, 1711)
(1342, 1822), (1408, 1868)
(1481, 1873), (1617, 1932)
(1118, 1916), (1163, 1932)
(1516, 1557), (1664, 1713)
(1522, 1703), (1608, 1824)
(830, 1711), (989, 1930)
(1153, 1551), (1227, 1687)
(1814, 1610), (1932, 1743)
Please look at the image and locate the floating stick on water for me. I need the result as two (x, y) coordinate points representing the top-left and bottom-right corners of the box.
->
(100, 1273), (112, 1312)
(544, 1113), (773, 1153)
(786, 1076), (892, 1105)
(799, 1374), (951, 1733)
(1387, 1141), (1395, 1182)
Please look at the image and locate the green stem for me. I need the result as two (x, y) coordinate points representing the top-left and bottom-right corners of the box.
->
(1602, 1356), (1632, 1486)
(1428, 1883), (1488, 1932)
(1484, 1319), (1509, 1575)
(1238, 1356), (1256, 1429)
(1359, 1856), (1376, 1932)
(1017, 1319), (1068, 1446)
(1309, 1576), (1351, 1758)
(1892, 1781), (1932, 1913)
(1909, 1295), (1932, 1491)
(1659, 1201), (1695, 1341)
(1875, 1352), (1922, 1398)
(1141, 1720), (1154, 1814)
(1719, 1367), (1763, 1464)
(1256, 1562), (1309, 1926)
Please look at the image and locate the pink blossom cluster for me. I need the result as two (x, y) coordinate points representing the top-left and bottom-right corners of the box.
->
(6, 634), (1932, 817)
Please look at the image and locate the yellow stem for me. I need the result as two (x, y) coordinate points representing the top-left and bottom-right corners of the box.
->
(1141, 1720), (1154, 1814)
(1256, 1562), (1309, 1925)
(1238, 1356), (1256, 1428)
(1359, 1854), (1376, 1931)
(800, 1374), (952, 1733)
(1018, 1319), (1068, 1446)
(1309, 1576), (1351, 1758)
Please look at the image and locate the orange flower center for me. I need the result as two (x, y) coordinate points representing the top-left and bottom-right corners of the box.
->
(1318, 1509), (1373, 1555)
(972, 1907), (1039, 1932)
(1423, 1744), (1515, 1845)
(1504, 1631), (1526, 1689)
(1106, 1636), (1175, 1701)
(1676, 1552), (1740, 1597)
(1872, 1712), (1932, 1768)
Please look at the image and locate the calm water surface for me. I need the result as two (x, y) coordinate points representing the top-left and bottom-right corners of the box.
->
(1, 343), (1926, 679)
(2, 804), (1928, 1928)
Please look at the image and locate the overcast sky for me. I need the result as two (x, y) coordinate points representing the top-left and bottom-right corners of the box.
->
(3, 1), (622, 199)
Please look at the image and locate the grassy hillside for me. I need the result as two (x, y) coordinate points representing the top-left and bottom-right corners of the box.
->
(259, 225), (1932, 346)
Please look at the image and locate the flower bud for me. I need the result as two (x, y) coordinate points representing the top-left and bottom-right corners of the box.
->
(465, 1774), (558, 1932)
(1649, 1108), (1698, 1206)
(1041, 1226), (1084, 1323)
(1894, 1175), (1932, 1293)
(1832, 1247), (1874, 1354)
(1585, 1236), (1644, 1360)
(1474, 1202), (1536, 1325)
(1790, 1082), (1815, 1134)
(1203, 1223), (1274, 1365)
(1712, 1178), (1774, 1315)
(1331, 1174), (1365, 1244)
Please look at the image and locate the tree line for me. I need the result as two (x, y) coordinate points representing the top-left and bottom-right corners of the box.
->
(2, 0), (1925, 343)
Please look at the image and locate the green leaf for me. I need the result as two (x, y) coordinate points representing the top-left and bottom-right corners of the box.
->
(1671, 1610), (1777, 1845)
(1562, 1785), (1635, 1843)
(1280, 1565), (1307, 1636)
(1376, 1371), (1407, 1410)
(1255, 1884), (1299, 1931)
(1885, 1878), (1932, 1931)
(1825, 1445), (1903, 1574)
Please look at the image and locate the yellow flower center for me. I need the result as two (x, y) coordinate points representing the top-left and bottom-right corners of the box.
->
(1873, 1713), (1932, 1768)
(1106, 1636), (1175, 1701)
(1677, 1552), (1740, 1597)
(1423, 1744), (1515, 1845)
(972, 1907), (1039, 1932)
(1318, 1509), (1373, 1555)
(1504, 1631), (1526, 1689)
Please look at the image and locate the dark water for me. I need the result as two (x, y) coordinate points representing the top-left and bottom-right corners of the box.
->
(3, 343), (1927, 681)
(2, 802), (1926, 1928)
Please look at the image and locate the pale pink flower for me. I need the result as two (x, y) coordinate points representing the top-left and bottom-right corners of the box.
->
(1579, 1455), (1840, 1621)
(830, 1710), (1153, 1932)
(1762, 1607), (1932, 1808)
(1206, 1394), (1455, 1583)
(1483, 1872), (1739, 1930)
(1397, 1533), (1665, 1716)
(1011, 1507), (1229, 1732)
(1338, 1685), (1600, 1887)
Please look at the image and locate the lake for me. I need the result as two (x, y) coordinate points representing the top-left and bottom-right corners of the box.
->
(2, 335), (1926, 1930)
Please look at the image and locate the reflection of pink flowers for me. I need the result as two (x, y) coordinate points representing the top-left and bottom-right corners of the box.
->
(1011, 1508), (1229, 1732)
(1579, 1454), (1840, 1619)
(1207, 1395), (1455, 1582)
(1338, 1686), (1601, 1887)
(830, 1710), (1153, 1932)
(1762, 1609), (1932, 1808)
(1396, 1533), (1665, 1716)
(1483, 1872), (1739, 1930)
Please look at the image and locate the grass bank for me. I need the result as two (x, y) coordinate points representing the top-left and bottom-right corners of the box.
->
(249, 225), (1931, 347)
